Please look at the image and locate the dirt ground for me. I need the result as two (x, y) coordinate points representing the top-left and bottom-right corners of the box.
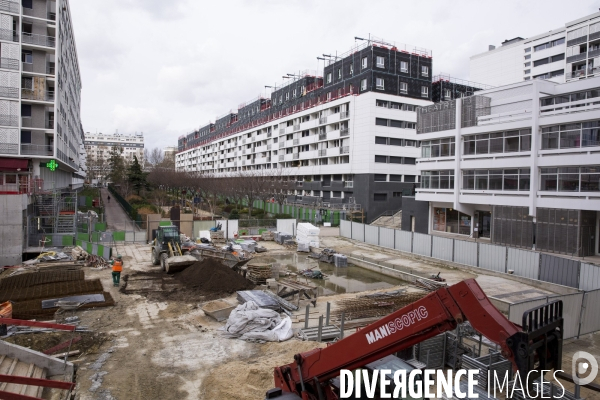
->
(64, 239), (600, 400)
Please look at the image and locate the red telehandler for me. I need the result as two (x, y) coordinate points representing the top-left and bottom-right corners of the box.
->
(265, 279), (563, 400)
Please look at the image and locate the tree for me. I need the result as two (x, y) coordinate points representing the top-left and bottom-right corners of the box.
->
(127, 155), (148, 195)
(108, 146), (126, 185)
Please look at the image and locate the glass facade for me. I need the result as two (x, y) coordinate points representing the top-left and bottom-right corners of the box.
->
(433, 207), (471, 235)
(463, 129), (531, 155)
(540, 166), (600, 192)
(463, 169), (530, 191)
(421, 170), (454, 189)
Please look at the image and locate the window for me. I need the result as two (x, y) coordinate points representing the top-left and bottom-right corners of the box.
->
(361, 57), (368, 69)
(327, 91), (331, 100)
(400, 61), (408, 73)
(533, 69), (564, 80)
(21, 50), (32, 64)
(525, 47), (531, 53)
(22, 0), (32, 8)
(421, 86), (428, 97)
(404, 157), (416, 164)
(285, 92), (289, 100)
(374, 155), (387, 163)
(390, 174), (402, 181)
(374, 174), (387, 182)
(541, 166), (600, 192)
(389, 156), (402, 164)
(349, 64), (353, 75)
(392, 192), (402, 197)
(541, 121), (600, 150)
(376, 56), (385, 68)
(326, 73), (332, 84)
(525, 54), (531, 60)
(21, 104), (31, 117)
(375, 136), (387, 144)
(400, 82), (408, 93)
(462, 168), (530, 191)
(361, 79), (367, 91)
(567, 28), (587, 41)
(373, 193), (387, 201)
(421, 138), (456, 158)
(421, 66), (428, 77)
(375, 118), (388, 126)
(337, 68), (341, 79)
(421, 170), (454, 189)
(444, 89), (451, 100)
(375, 77), (384, 90)
(20, 131), (31, 143)
(524, 69), (530, 74)
(404, 175), (416, 183)
(433, 208), (471, 235)
(389, 138), (402, 146)
(293, 89), (297, 97)
(525, 62), (531, 67)
(463, 129), (531, 155)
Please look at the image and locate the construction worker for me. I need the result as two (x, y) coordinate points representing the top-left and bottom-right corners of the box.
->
(111, 255), (123, 287)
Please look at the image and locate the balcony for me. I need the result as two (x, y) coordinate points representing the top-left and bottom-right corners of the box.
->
(0, 29), (18, 42)
(293, 138), (299, 145)
(0, 142), (18, 155)
(279, 141), (284, 148)
(0, 86), (19, 99)
(48, 12), (56, 21)
(589, 48), (600, 58)
(22, 89), (54, 102)
(22, 32), (56, 48)
(279, 154), (284, 161)
(0, 1), (19, 13)
(319, 132), (327, 140)
(318, 149), (327, 157)
(293, 124), (300, 131)
(0, 114), (18, 127)
(340, 128), (349, 136)
(20, 143), (53, 156)
(293, 153), (299, 160)
(0, 58), (18, 71)
(566, 52), (587, 64)
(266, 144), (272, 150)
(319, 116), (327, 124)
(279, 128), (285, 135)
(339, 146), (349, 154)
(568, 70), (587, 79)
(340, 111), (349, 119)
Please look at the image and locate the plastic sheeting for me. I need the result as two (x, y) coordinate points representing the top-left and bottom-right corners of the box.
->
(221, 301), (293, 342)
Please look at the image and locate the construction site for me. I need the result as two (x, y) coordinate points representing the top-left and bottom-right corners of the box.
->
(0, 187), (597, 400)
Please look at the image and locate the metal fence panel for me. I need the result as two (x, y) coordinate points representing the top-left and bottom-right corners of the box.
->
(579, 263), (600, 291)
(135, 231), (147, 242)
(379, 227), (395, 249)
(277, 219), (297, 236)
(413, 232), (432, 257)
(478, 243), (507, 273)
(432, 236), (453, 261)
(365, 225), (379, 245)
(560, 293), (585, 339)
(508, 248), (539, 280)
(217, 219), (238, 239)
(125, 231), (135, 242)
(394, 230), (412, 253)
(453, 240), (478, 267)
(340, 220), (351, 238)
(193, 220), (217, 236)
(351, 222), (364, 242)
(580, 289), (600, 336)
(539, 254), (580, 288)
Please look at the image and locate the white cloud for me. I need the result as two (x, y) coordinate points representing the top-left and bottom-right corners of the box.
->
(70, 0), (600, 150)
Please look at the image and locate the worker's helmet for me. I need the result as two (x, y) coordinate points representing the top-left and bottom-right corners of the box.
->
(117, 254), (122, 259)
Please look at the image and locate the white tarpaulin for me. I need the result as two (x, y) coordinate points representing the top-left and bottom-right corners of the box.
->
(221, 301), (293, 342)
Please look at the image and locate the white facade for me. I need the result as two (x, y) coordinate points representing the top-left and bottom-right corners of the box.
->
(84, 132), (144, 168)
(470, 11), (600, 87)
(0, 0), (85, 192)
(416, 77), (600, 255)
(176, 92), (431, 192)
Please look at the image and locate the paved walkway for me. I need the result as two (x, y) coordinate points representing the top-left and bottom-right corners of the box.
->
(100, 188), (139, 231)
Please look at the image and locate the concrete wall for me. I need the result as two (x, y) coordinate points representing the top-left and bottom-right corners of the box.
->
(401, 196), (429, 234)
(0, 194), (26, 266)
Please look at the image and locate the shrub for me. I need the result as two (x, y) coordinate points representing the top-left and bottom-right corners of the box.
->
(126, 195), (145, 205)
(251, 208), (265, 216)
(222, 204), (234, 213)
(229, 209), (239, 220)
(274, 213), (292, 219)
(133, 204), (158, 214)
(240, 208), (249, 214)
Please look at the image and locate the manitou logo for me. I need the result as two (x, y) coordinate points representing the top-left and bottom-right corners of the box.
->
(365, 306), (429, 345)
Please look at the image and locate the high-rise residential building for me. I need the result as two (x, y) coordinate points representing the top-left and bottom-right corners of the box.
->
(176, 38), (435, 225)
(470, 11), (600, 86)
(0, 0), (85, 266)
(84, 132), (144, 180)
(415, 77), (600, 257)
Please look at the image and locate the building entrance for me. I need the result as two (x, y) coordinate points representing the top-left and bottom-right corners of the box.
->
(477, 210), (491, 239)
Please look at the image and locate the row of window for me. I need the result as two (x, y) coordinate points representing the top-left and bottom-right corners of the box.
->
(533, 53), (564, 67)
(420, 167), (600, 193)
(541, 122), (600, 149)
(325, 58), (429, 83)
(375, 100), (416, 111)
(533, 69), (564, 80)
(374, 155), (416, 164)
(374, 174), (416, 182)
(375, 136), (418, 147)
(541, 88), (600, 107)
(533, 37), (565, 52)
(375, 118), (416, 129)
(567, 26), (588, 41)
(541, 166), (600, 192)
(464, 129), (532, 155)
(421, 138), (455, 158)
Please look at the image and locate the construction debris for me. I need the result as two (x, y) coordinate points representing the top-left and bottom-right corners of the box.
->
(415, 278), (447, 292)
(331, 290), (427, 320)
(237, 290), (280, 310)
(220, 301), (293, 342)
(246, 264), (272, 285)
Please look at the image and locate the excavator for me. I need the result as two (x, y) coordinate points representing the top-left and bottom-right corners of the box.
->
(266, 279), (563, 400)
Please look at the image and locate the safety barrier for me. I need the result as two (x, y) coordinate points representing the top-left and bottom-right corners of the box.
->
(339, 220), (600, 290)
(75, 239), (112, 260)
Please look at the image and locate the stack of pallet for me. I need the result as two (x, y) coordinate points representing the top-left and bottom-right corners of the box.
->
(210, 230), (225, 243)
(297, 223), (320, 248)
(246, 264), (272, 285)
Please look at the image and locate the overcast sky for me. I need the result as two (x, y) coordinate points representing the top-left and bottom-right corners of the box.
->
(70, 0), (599, 150)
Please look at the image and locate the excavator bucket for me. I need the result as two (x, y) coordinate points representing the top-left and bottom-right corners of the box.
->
(507, 300), (563, 382)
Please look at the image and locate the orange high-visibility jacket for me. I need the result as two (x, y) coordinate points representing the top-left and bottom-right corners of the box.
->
(112, 260), (123, 272)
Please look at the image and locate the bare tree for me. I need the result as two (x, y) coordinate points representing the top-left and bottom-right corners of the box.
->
(271, 167), (292, 212)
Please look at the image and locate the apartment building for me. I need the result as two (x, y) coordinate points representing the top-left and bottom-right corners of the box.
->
(176, 39), (434, 225)
(0, 0), (85, 266)
(470, 11), (600, 86)
(415, 77), (600, 257)
(84, 132), (144, 179)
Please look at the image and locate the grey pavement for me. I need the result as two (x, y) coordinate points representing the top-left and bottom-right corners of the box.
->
(100, 188), (140, 231)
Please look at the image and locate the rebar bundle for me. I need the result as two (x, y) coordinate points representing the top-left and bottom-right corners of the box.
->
(331, 290), (427, 321)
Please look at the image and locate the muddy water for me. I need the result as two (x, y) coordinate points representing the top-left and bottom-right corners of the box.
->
(255, 253), (406, 296)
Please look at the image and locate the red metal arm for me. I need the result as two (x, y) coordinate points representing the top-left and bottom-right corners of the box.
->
(273, 279), (525, 398)
(0, 319), (76, 331)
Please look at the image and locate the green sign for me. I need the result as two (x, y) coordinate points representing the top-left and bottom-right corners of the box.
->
(45, 159), (59, 171)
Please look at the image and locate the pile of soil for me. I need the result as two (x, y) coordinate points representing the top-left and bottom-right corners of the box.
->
(175, 259), (254, 294)
(4, 331), (111, 356)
